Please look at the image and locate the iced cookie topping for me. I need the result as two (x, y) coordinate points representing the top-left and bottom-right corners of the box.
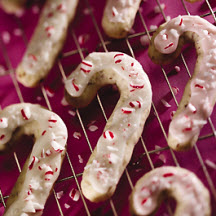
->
(130, 166), (211, 216)
(65, 52), (152, 202)
(0, 103), (67, 215)
(102, 0), (142, 38)
(149, 15), (216, 150)
(16, 0), (79, 87)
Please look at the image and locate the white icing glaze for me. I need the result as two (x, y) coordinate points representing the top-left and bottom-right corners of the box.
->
(102, 0), (142, 38)
(130, 166), (211, 216)
(16, 0), (78, 87)
(153, 15), (216, 150)
(65, 52), (152, 201)
(0, 103), (67, 215)
(104, 0), (141, 23)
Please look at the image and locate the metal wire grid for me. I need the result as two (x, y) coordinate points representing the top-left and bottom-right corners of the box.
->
(0, 0), (216, 215)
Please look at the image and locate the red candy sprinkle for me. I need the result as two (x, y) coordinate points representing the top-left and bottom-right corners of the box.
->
(141, 198), (148, 205)
(47, 12), (53, 18)
(81, 68), (91, 73)
(28, 54), (37, 61)
(115, 59), (122, 64)
(42, 130), (47, 136)
(163, 173), (174, 178)
(182, 127), (192, 132)
(82, 61), (92, 67)
(130, 84), (144, 89)
(114, 53), (124, 58)
(72, 79), (79, 91)
(164, 42), (174, 50)
(121, 108), (132, 114)
(45, 171), (54, 176)
(21, 109), (29, 120)
(29, 156), (36, 170)
(195, 84), (204, 89)
(0, 134), (5, 140)
(179, 18), (183, 26)
(48, 119), (57, 123)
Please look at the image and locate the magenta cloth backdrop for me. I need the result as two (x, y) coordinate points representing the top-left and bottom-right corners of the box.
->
(0, 0), (216, 215)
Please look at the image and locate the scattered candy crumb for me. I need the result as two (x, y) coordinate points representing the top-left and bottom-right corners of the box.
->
(56, 191), (64, 199)
(174, 66), (180, 72)
(205, 159), (216, 170)
(2, 31), (10, 44)
(64, 203), (70, 209)
(73, 132), (81, 139)
(78, 155), (83, 163)
(161, 99), (171, 108)
(68, 110), (76, 117)
(61, 97), (69, 106)
(154, 3), (165, 14)
(69, 188), (80, 201)
(140, 35), (150, 46)
(150, 25), (157, 31)
(171, 86), (179, 95)
(159, 154), (166, 163)
(88, 125), (98, 132)
(155, 145), (161, 154)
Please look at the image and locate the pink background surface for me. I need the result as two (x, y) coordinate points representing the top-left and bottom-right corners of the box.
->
(0, 0), (216, 215)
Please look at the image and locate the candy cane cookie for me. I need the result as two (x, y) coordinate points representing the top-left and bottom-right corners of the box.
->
(130, 166), (211, 216)
(16, 0), (79, 87)
(65, 52), (152, 202)
(102, 0), (142, 39)
(148, 15), (216, 151)
(0, 103), (68, 215)
(1, 0), (26, 14)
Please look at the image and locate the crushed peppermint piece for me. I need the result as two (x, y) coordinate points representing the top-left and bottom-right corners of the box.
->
(170, 111), (176, 119)
(0, 65), (6, 75)
(69, 188), (80, 201)
(73, 132), (81, 139)
(2, 31), (11, 44)
(61, 97), (69, 106)
(155, 145), (161, 154)
(44, 86), (55, 97)
(56, 191), (64, 199)
(13, 28), (22, 36)
(68, 110), (76, 117)
(88, 125), (98, 132)
(78, 34), (90, 45)
(150, 25), (157, 31)
(166, 16), (171, 21)
(78, 155), (83, 163)
(21, 107), (31, 120)
(154, 3), (165, 13)
(103, 130), (114, 140)
(159, 154), (166, 163)
(64, 203), (70, 209)
(174, 66), (180, 72)
(172, 86), (179, 95)
(161, 99), (171, 108)
(205, 159), (216, 170)
(140, 35), (151, 46)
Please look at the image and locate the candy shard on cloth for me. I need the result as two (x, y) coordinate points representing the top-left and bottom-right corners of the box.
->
(149, 15), (216, 151)
(130, 166), (211, 216)
(65, 52), (152, 202)
(0, 103), (68, 215)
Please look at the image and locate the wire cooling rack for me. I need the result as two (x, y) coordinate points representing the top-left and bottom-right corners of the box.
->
(0, 0), (216, 215)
